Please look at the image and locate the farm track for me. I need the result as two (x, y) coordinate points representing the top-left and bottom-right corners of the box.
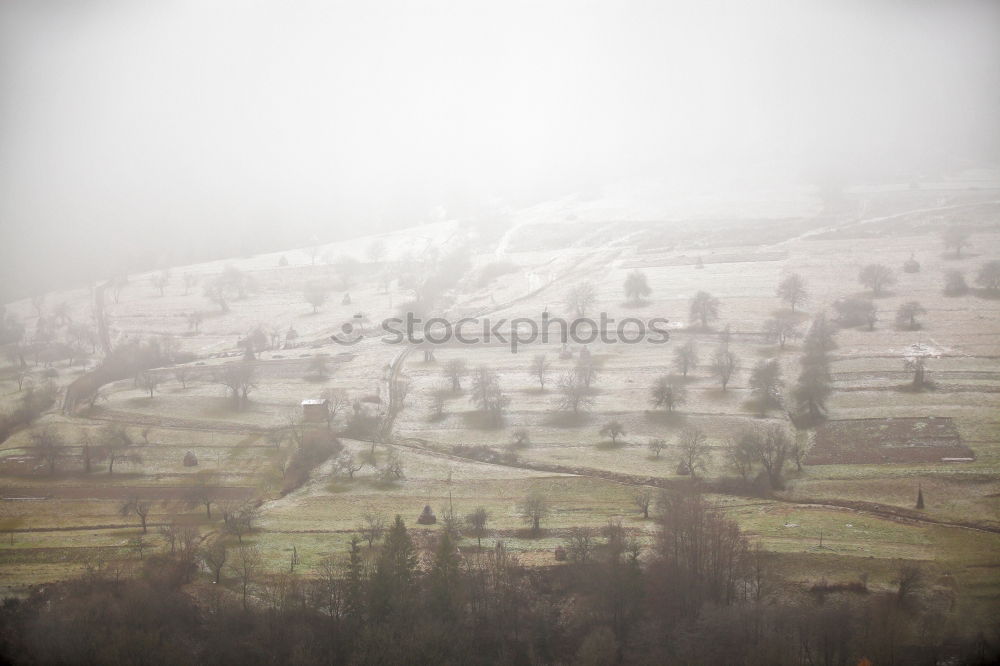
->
(391, 437), (1000, 537)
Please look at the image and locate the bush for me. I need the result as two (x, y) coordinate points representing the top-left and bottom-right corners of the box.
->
(281, 436), (341, 494)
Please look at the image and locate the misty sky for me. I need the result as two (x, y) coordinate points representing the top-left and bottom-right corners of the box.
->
(1, 0), (998, 301)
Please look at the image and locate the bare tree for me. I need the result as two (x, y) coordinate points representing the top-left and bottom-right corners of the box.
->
(173, 366), (195, 389)
(187, 311), (204, 332)
(763, 314), (801, 349)
(676, 427), (710, 479)
(469, 365), (508, 426)
(624, 270), (652, 304)
(556, 370), (593, 414)
(102, 424), (141, 474)
(943, 270), (968, 296)
(673, 339), (699, 376)
(689, 291), (720, 329)
(777, 273), (808, 311)
(186, 471), (219, 518)
(599, 420), (626, 446)
(214, 362), (257, 410)
(895, 301), (926, 330)
(443, 358), (468, 392)
(565, 282), (597, 317)
(724, 431), (757, 482)
(304, 282), (328, 313)
(229, 542), (263, 610)
(201, 538), (228, 584)
(150, 270), (170, 297)
(511, 427), (531, 448)
(120, 497), (152, 533)
(711, 346), (739, 390)
(650, 374), (686, 411)
(975, 260), (1000, 293)
(334, 450), (364, 479)
(748, 358), (783, 415)
(647, 437), (667, 459)
(136, 371), (162, 398)
(751, 424), (793, 490)
(633, 488), (653, 519)
(942, 226), (970, 258)
(519, 491), (550, 536)
(182, 274), (198, 295)
(359, 510), (387, 548)
(465, 507), (490, 549)
(529, 353), (550, 390)
(858, 264), (896, 296)
(31, 428), (64, 475)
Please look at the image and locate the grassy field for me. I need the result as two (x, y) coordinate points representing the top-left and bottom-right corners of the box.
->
(1, 183), (999, 609)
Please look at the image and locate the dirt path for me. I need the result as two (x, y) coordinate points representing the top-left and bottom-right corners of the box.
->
(392, 436), (1000, 536)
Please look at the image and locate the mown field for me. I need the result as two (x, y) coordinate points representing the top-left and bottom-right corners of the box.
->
(1, 184), (999, 614)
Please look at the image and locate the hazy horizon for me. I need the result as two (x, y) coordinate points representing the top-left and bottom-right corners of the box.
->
(2, 0), (999, 301)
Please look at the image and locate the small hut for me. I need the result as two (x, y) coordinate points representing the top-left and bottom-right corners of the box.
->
(417, 505), (437, 525)
(183, 451), (198, 467)
(301, 398), (329, 423)
(554, 546), (567, 561)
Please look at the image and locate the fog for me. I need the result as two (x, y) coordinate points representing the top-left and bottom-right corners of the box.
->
(1, 0), (998, 300)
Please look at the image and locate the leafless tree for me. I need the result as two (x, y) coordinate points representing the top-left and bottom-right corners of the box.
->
(749, 358), (783, 415)
(599, 420), (626, 446)
(186, 471), (219, 518)
(633, 488), (653, 518)
(689, 291), (720, 329)
(469, 365), (508, 426)
(942, 226), (970, 258)
(465, 507), (490, 549)
(764, 314), (802, 349)
(673, 339), (699, 376)
(556, 370), (593, 414)
(975, 260), (1000, 293)
(943, 270), (968, 296)
(359, 510), (387, 548)
(519, 491), (550, 536)
(647, 437), (667, 459)
(214, 362), (257, 410)
(858, 263), (896, 295)
(565, 282), (597, 317)
(529, 353), (550, 390)
(102, 424), (141, 474)
(31, 428), (64, 475)
(711, 346), (740, 390)
(150, 270), (170, 296)
(229, 542), (263, 610)
(201, 538), (228, 584)
(334, 450), (364, 479)
(304, 282), (328, 313)
(136, 371), (162, 398)
(895, 301), (926, 330)
(182, 273), (198, 295)
(443, 358), (468, 392)
(120, 497), (152, 533)
(173, 366), (195, 389)
(676, 426), (710, 479)
(624, 270), (652, 304)
(724, 431), (757, 482)
(650, 374), (686, 411)
(777, 273), (808, 311)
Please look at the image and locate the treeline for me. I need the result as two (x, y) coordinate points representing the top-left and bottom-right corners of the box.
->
(1, 492), (996, 665)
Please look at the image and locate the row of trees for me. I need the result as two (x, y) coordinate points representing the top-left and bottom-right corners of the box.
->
(1, 490), (982, 665)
